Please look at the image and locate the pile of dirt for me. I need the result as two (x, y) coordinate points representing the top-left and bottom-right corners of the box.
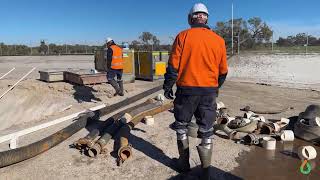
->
(228, 53), (320, 91)
(0, 78), (141, 131)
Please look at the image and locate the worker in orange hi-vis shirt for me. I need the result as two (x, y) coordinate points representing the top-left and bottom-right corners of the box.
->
(105, 37), (124, 96)
(163, 3), (228, 178)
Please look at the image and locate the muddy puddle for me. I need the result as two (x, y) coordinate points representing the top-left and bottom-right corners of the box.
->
(231, 139), (320, 180)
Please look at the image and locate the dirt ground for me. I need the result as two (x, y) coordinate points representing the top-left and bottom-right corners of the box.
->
(0, 55), (319, 180)
(228, 53), (320, 91)
(0, 81), (319, 180)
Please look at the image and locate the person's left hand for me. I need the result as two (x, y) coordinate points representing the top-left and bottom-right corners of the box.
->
(164, 89), (174, 100)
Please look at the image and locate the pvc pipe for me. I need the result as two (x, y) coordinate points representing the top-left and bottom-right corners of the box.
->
(243, 118), (251, 124)
(259, 123), (274, 134)
(280, 130), (295, 141)
(243, 133), (270, 145)
(298, 146), (317, 160)
(217, 116), (235, 125)
(262, 137), (276, 150)
(144, 116), (154, 126)
(259, 116), (266, 122)
(272, 123), (281, 132)
(244, 111), (254, 119)
(280, 118), (290, 124)
(0, 67), (15, 80)
(0, 67), (36, 100)
(250, 115), (265, 122)
(309, 117), (320, 127)
(155, 94), (165, 102)
(217, 102), (225, 109)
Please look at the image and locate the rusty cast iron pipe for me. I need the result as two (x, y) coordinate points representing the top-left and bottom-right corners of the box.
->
(257, 123), (275, 135)
(0, 85), (163, 168)
(76, 85), (162, 151)
(88, 99), (156, 157)
(117, 101), (173, 166)
(0, 112), (94, 168)
(242, 133), (272, 145)
(75, 129), (100, 149)
(88, 122), (122, 157)
(96, 85), (162, 117)
(73, 117), (116, 149)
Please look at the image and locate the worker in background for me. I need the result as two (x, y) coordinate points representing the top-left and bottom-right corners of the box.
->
(163, 3), (228, 179)
(105, 37), (124, 96)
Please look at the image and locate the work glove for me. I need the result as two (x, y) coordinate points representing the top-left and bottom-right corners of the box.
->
(164, 89), (174, 100)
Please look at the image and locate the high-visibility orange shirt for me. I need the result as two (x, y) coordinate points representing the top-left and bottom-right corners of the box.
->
(169, 26), (228, 88)
(110, 45), (124, 70)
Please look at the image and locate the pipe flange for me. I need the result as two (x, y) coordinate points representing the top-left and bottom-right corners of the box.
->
(88, 143), (102, 158)
(118, 144), (133, 162)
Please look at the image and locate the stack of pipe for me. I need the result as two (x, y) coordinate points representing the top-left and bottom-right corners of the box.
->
(116, 101), (173, 166)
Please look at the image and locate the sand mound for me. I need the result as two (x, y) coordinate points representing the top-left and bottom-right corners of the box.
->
(228, 53), (320, 90)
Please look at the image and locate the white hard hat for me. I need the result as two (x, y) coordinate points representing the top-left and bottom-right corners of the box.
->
(189, 3), (209, 15)
(106, 37), (113, 43)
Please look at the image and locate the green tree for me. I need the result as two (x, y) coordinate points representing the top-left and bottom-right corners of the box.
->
(247, 17), (272, 42)
(139, 32), (153, 45)
(214, 16), (273, 51)
(138, 32), (161, 51)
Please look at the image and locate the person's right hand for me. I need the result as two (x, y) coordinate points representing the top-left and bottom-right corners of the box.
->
(164, 89), (174, 100)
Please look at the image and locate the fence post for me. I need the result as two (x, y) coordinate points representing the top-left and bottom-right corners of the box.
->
(237, 34), (240, 54)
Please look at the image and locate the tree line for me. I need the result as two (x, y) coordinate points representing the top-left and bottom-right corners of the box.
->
(0, 41), (100, 56)
(276, 33), (320, 46)
(0, 16), (318, 56)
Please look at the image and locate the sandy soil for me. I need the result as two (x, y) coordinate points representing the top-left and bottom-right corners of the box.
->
(0, 81), (319, 180)
(0, 79), (155, 132)
(0, 55), (94, 79)
(0, 55), (319, 180)
(228, 53), (320, 91)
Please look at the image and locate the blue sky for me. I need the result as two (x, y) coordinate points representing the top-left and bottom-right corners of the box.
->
(1, 0), (320, 45)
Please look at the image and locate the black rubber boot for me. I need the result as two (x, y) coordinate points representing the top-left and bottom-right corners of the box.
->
(176, 138), (191, 173)
(197, 144), (213, 180)
(109, 79), (121, 96)
(117, 80), (124, 96)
